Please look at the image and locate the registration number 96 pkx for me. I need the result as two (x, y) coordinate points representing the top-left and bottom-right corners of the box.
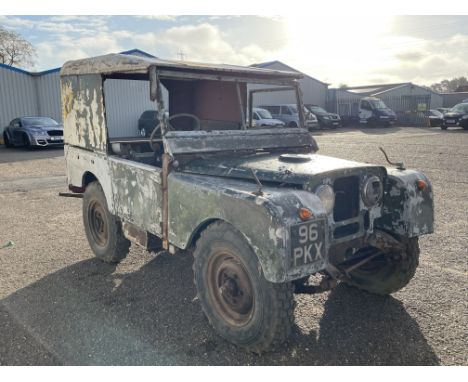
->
(290, 219), (326, 268)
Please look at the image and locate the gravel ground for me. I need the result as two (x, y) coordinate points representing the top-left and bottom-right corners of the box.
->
(0, 126), (466, 365)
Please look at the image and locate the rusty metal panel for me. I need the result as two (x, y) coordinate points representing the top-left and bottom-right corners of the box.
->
(60, 53), (302, 81)
(376, 169), (434, 237)
(167, 172), (329, 283)
(108, 156), (163, 236)
(61, 74), (107, 152)
(164, 128), (317, 155)
(64, 145), (115, 212)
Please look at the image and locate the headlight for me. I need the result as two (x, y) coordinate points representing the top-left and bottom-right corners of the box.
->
(315, 184), (335, 214)
(322, 116), (330, 120)
(362, 176), (383, 207)
(31, 130), (44, 137)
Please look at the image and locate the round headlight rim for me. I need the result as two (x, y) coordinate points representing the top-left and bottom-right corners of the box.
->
(361, 175), (383, 207)
(315, 184), (335, 214)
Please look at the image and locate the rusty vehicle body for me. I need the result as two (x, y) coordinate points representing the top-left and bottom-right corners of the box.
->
(60, 53), (434, 352)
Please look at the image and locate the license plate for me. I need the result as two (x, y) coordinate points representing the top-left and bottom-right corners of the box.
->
(290, 220), (325, 268)
(446, 119), (455, 124)
(50, 136), (63, 141)
(333, 122), (339, 126)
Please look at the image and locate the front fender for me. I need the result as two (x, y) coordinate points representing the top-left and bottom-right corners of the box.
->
(168, 172), (328, 283)
(376, 168), (434, 237)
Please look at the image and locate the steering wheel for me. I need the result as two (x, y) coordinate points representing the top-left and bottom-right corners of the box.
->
(149, 113), (201, 151)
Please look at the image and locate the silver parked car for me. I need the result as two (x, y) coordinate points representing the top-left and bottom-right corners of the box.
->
(260, 104), (318, 130)
(251, 107), (285, 127)
(3, 117), (64, 148)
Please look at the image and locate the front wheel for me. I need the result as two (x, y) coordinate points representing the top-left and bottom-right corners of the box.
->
(3, 132), (13, 148)
(344, 237), (419, 295)
(193, 221), (294, 353)
(83, 181), (130, 263)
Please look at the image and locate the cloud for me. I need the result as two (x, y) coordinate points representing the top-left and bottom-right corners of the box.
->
(36, 32), (124, 68)
(132, 15), (177, 21)
(0, 15), (109, 35)
(395, 51), (426, 62)
(126, 22), (278, 65)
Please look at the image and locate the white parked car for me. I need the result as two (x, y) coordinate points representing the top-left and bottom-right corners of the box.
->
(252, 107), (285, 127)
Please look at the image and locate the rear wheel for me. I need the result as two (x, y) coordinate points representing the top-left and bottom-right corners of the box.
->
(193, 221), (294, 353)
(344, 237), (419, 295)
(83, 181), (130, 263)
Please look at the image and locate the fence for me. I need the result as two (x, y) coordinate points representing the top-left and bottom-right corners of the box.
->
(327, 94), (433, 127)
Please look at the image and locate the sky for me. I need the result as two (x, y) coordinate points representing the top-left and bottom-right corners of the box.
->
(1, 15), (468, 87)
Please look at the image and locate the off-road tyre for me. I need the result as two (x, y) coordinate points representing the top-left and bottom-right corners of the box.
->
(345, 237), (420, 295)
(3, 132), (13, 148)
(82, 181), (130, 263)
(192, 221), (294, 353)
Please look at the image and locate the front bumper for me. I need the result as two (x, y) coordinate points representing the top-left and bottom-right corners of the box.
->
(306, 121), (319, 129)
(30, 135), (64, 147)
(321, 118), (342, 128)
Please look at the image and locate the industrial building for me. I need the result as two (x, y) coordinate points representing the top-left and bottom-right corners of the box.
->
(2, 48), (468, 137)
(250, 61), (329, 108)
(0, 49), (159, 139)
(328, 83), (444, 126)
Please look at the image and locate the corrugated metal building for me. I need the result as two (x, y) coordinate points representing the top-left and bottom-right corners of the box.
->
(249, 61), (329, 108)
(440, 92), (468, 108)
(328, 83), (444, 126)
(1, 49), (163, 138)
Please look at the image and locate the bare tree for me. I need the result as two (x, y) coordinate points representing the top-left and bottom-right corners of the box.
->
(338, 83), (348, 89)
(430, 77), (468, 93)
(0, 26), (36, 67)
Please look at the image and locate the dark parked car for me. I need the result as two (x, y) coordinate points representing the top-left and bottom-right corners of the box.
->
(138, 110), (157, 137)
(3, 117), (63, 148)
(305, 104), (341, 128)
(442, 103), (468, 130)
(427, 109), (444, 127)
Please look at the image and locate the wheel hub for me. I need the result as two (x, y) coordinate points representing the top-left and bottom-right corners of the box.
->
(208, 253), (254, 326)
(88, 200), (108, 247)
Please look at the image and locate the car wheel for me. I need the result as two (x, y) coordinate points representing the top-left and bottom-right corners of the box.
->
(82, 181), (130, 263)
(193, 221), (295, 353)
(3, 132), (13, 148)
(441, 125), (448, 130)
(22, 133), (33, 149)
(344, 237), (419, 295)
(288, 121), (298, 128)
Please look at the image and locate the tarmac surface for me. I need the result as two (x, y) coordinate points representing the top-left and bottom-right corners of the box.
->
(0, 126), (466, 365)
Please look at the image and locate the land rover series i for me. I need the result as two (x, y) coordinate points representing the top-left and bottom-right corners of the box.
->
(60, 53), (434, 353)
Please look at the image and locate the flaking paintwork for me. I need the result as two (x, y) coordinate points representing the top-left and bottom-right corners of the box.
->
(61, 74), (107, 152)
(167, 172), (328, 282)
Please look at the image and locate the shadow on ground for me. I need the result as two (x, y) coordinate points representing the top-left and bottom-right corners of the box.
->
(0, 145), (63, 164)
(0, 253), (440, 365)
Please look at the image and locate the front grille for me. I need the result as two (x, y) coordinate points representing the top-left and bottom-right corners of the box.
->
(333, 176), (360, 222)
(47, 130), (63, 136)
(334, 223), (359, 239)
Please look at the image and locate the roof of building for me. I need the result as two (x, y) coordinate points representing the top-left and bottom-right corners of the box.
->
(337, 82), (441, 97)
(60, 53), (302, 80)
(250, 60), (328, 86)
(0, 48), (158, 77)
